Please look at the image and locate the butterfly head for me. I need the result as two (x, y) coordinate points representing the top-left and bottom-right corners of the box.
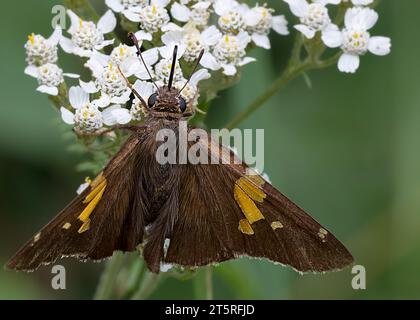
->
(126, 33), (204, 119)
(146, 45), (196, 118)
(147, 86), (187, 115)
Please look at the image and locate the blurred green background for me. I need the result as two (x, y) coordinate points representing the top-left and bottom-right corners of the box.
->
(1, 0), (419, 299)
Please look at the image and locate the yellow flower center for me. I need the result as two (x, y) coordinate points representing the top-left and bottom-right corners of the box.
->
(262, 8), (267, 18)
(28, 33), (35, 45)
(83, 110), (90, 118)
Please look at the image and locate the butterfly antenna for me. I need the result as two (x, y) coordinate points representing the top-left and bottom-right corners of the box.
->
(117, 65), (147, 108)
(178, 49), (205, 95)
(128, 32), (158, 89)
(167, 45), (179, 90)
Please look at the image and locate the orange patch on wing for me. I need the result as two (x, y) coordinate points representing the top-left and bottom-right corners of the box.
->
(234, 175), (267, 228)
(62, 222), (72, 230)
(78, 177), (107, 234)
(236, 177), (266, 203)
(234, 185), (265, 224)
(238, 219), (254, 235)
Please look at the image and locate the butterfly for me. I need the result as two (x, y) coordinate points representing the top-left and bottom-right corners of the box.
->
(6, 33), (353, 274)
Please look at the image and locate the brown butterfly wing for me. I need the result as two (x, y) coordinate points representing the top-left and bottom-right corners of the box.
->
(254, 181), (354, 272)
(162, 138), (353, 273)
(8, 120), (353, 274)
(6, 132), (147, 271)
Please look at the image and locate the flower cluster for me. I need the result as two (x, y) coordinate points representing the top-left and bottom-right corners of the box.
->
(284, 0), (391, 73)
(24, 0), (391, 135)
(24, 1), (290, 134)
(169, 0), (290, 75)
(24, 28), (79, 96)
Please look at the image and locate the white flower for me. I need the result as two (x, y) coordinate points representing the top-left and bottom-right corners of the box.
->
(24, 63), (79, 96)
(86, 44), (158, 80)
(83, 45), (156, 105)
(322, 7), (391, 73)
(244, 4), (289, 49)
(130, 0), (171, 38)
(201, 31), (254, 76)
(61, 86), (131, 133)
(61, 87), (104, 133)
(155, 31), (193, 83)
(25, 28), (62, 66)
(130, 80), (156, 119)
(80, 60), (132, 105)
(105, 0), (148, 22)
(160, 24), (221, 62)
(188, 3), (212, 28)
(60, 10), (116, 57)
(102, 105), (133, 126)
(171, 1), (212, 28)
(111, 44), (159, 79)
(174, 69), (210, 107)
(214, 0), (246, 33)
(284, 0), (336, 39)
(219, 12), (244, 34)
(154, 58), (184, 83)
(108, 44), (139, 70)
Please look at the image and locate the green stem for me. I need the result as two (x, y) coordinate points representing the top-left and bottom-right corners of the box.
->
(120, 258), (146, 299)
(316, 52), (342, 69)
(205, 267), (213, 300)
(193, 267), (214, 299)
(131, 272), (163, 300)
(289, 34), (304, 66)
(94, 252), (126, 300)
(225, 37), (342, 129)
(225, 61), (309, 130)
(48, 82), (68, 110)
(334, 3), (350, 26)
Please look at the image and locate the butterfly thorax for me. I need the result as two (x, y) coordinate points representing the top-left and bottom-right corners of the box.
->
(138, 118), (180, 224)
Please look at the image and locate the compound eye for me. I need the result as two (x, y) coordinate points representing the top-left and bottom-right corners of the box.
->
(148, 93), (158, 108)
(179, 97), (187, 112)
